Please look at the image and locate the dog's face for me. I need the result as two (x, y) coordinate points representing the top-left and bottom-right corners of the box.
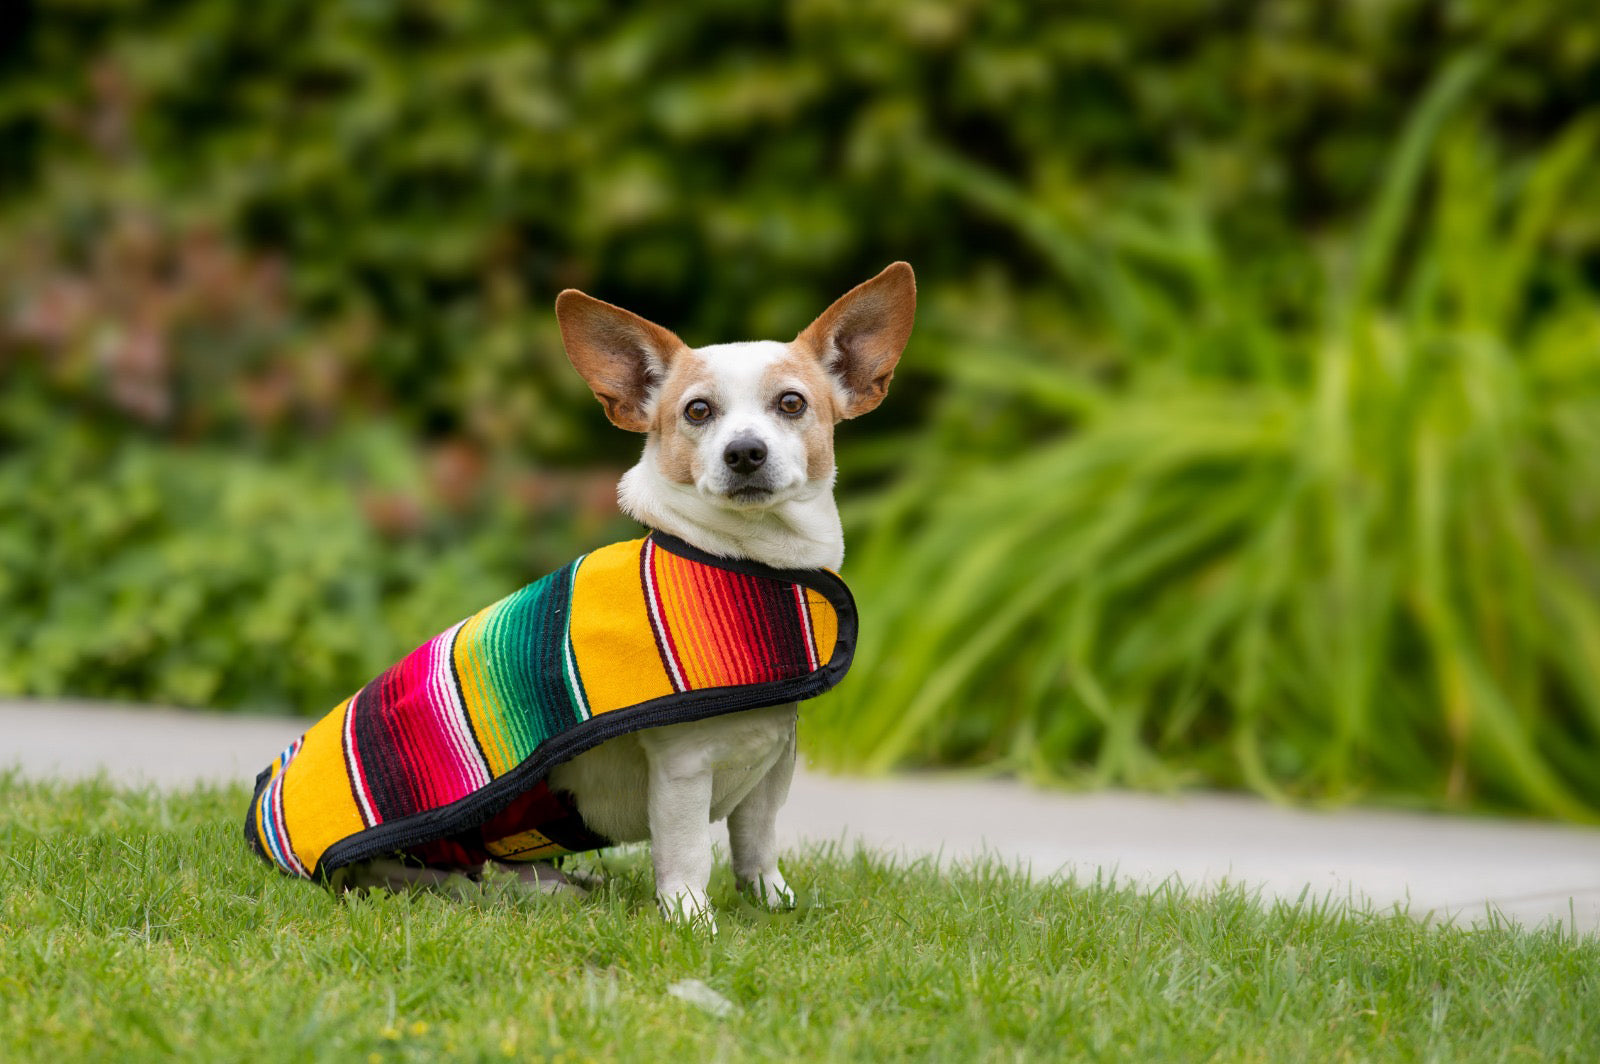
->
(557, 263), (916, 515)
(647, 340), (838, 509)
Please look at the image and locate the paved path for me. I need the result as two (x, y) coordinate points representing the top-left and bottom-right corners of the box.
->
(5, 699), (1598, 932)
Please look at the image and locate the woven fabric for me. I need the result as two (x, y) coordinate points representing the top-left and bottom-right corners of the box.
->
(245, 532), (853, 882)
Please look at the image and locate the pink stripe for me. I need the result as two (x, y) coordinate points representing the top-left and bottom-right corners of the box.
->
(430, 625), (490, 793)
(413, 635), (481, 803)
(426, 629), (471, 786)
(389, 643), (460, 809)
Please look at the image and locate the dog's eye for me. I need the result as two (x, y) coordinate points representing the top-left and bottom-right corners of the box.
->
(684, 399), (713, 423)
(777, 392), (807, 417)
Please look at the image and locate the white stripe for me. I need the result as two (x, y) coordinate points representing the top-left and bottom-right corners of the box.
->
(261, 776), (284, 871)
(564, 557), (591, 718)
(643, 539), (687, 692)
(343, 687), (378, 828)
(270, 775), (307, 878)
(265, 777), (290, 874)
(794, 584), (819, 670)
(429, 620), (491, 790)
(269, 739), (307, 875)
(564, 636), (588, 718)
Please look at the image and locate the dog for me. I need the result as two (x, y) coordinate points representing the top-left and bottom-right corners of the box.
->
(539, 260), (915, 925)
(251, 262), (914, 929)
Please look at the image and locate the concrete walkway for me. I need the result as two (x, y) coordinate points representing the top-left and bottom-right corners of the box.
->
(5, 698), (1598, 933)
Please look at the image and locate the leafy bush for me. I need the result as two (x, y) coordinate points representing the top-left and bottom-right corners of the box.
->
(0, 385), (630, 711)
(814, 59), (1600, 819)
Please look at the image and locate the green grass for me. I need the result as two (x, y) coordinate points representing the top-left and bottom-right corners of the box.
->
(3, 776), (1597, 1062)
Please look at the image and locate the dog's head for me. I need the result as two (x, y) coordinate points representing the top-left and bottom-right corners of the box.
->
(556, 263), (915, 512)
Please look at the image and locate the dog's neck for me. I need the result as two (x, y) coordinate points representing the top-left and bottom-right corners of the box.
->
(617, 445), (845, 572)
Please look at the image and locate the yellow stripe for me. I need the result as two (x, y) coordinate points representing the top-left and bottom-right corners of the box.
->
(807, 588), (838, 664)
(568, 539), (674, 714)
(280, 698), (365, 873)
(455, 606), (517, 776)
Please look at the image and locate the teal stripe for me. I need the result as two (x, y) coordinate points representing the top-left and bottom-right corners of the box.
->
(464, 561), (585, 769)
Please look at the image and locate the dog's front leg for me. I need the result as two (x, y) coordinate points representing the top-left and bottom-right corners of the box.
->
(728, 715), (798, 910)
(643, 742), (716, 929)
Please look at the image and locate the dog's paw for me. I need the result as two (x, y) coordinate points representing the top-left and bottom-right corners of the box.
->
(657, 886), (717, 933)
(738, 870), (796, 911)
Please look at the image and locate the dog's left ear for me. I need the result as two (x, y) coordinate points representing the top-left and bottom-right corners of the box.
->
(797, 261), (916, 420)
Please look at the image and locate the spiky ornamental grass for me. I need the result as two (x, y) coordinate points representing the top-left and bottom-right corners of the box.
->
(3, 777), (1598, 1062)
(812, 55), (1600, 819)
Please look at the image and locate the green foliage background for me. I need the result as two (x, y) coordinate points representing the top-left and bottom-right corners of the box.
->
(3, 1), (1599, 816)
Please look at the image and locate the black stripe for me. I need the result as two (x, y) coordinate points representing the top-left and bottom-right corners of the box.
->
(748, 573), (808, 677)
(527, 560), (585, 742)
(379, 658), (432, 815)
(563, 564), (592, 714)
(339, 690), (376, 829)
(243, 763), (273, 857)
(648, 530), (842, 587)
(350, 674), (414, 823)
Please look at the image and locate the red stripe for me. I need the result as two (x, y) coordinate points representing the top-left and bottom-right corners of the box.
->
(384, 654), (447, 810)
(397, 646), (470, 809)
(670, 553), (722, 687)
(686, 564), (735, 685)
(700, 565), (765, 685)
(730, 571), (782, 682)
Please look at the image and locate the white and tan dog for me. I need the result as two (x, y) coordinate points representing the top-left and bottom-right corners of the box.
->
(355, 262), (914, 928)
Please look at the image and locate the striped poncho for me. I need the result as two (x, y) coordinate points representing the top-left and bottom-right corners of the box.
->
(245, 532), (856, 883)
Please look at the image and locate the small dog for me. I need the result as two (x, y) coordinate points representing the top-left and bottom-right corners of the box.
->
(335, 262), (915, 928)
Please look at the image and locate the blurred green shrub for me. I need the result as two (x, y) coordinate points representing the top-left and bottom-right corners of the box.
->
(0, 380), (630, 712)
(814, 58), (1600, 819)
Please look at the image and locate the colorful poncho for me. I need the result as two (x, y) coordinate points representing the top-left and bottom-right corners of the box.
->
(245, 532), (856, 882)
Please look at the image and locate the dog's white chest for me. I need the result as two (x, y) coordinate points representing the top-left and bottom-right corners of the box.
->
(547, 703), (798, 844)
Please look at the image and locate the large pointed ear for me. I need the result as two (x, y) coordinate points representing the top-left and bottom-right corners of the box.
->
(797, 261), (916, 419)
(555, 290), (688, 432)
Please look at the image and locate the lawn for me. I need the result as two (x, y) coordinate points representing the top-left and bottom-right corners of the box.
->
(2, 776), (1596, 1062)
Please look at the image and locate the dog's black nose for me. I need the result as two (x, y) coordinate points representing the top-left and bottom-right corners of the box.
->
(723, 436), (767, 475)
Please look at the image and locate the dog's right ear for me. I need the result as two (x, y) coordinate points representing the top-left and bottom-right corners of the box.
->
(555, 290), (687, 433)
